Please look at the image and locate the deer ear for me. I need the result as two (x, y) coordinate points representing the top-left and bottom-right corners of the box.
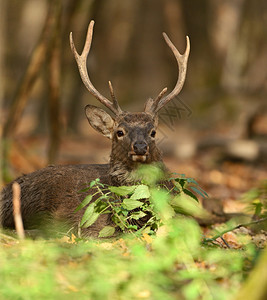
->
(85, 105), (115, 139)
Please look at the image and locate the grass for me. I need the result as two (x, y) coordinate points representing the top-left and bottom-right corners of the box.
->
(0, 216), (257, 300)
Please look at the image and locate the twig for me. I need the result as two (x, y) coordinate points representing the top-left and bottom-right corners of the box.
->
(220, 236), (231, 248)
(12, 182), (25, 240)
(205, 216), (267, 243)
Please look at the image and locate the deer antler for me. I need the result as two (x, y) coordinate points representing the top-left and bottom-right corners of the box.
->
(70, 21), (123, 115)
(146, 34), (190, 115)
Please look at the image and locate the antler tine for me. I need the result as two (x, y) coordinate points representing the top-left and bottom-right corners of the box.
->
(153, 87), (168, 107)
(108, 81), (123, 114)
(70, 21), (122, 115)
(154, 34), (190, 114)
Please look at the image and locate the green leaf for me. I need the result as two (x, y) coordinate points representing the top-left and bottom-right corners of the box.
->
(123, 199), (143, 210)
(175, 178), (187, 188)
(127, 225), (138, 230)
(82, 212), (100, 228)
(130, 211), (146, 220)
(80, 203), (95, 226)
(171, 192), (207, 218)
(89, 180), (96, 188)
(172, 172), (186, 177)
(130, 185), (150, 200)
(190, 186), (208, 198)
(186, 178), (199, 185)
(89, 178), (104, 188)
(121, 210), (128, 216)
(183, 189), (199, 202)
(78, 187), (90, 193)
(75, 195), (93, 212)
(98, 226), (115, 238)
(109, 185), (137, 196)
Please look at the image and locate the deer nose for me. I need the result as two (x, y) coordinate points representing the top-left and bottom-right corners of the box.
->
(133, 141), (148, 155)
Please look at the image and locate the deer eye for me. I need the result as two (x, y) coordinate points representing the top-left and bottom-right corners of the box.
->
(150, 130), (156, 138)
(116, 130), (124, 137)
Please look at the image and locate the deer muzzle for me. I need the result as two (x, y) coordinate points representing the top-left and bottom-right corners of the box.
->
(129, 141), (149, 162)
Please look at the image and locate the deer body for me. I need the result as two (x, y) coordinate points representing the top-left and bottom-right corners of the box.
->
(1, 21), (190, 237)
(1, 164), (111, 237)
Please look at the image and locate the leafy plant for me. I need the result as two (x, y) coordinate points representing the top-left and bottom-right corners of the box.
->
(76, 166), (208, 238)
(170, 173), (209, 201)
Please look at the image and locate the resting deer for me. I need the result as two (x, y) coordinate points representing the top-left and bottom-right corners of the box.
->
(1, 21), (190, 237)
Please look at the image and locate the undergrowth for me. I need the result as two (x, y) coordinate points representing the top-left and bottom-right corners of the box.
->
(0, 166), (265, 300)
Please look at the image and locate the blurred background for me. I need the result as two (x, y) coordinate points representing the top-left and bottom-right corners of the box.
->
(1, 0), (266, 203)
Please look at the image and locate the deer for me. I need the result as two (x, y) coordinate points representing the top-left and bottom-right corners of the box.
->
(0, 21), (190, 237)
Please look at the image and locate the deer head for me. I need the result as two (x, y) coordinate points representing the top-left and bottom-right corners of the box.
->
(70, 21), (190, 177)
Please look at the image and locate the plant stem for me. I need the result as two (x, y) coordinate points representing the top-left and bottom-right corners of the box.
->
(205, 216), (267, 242)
